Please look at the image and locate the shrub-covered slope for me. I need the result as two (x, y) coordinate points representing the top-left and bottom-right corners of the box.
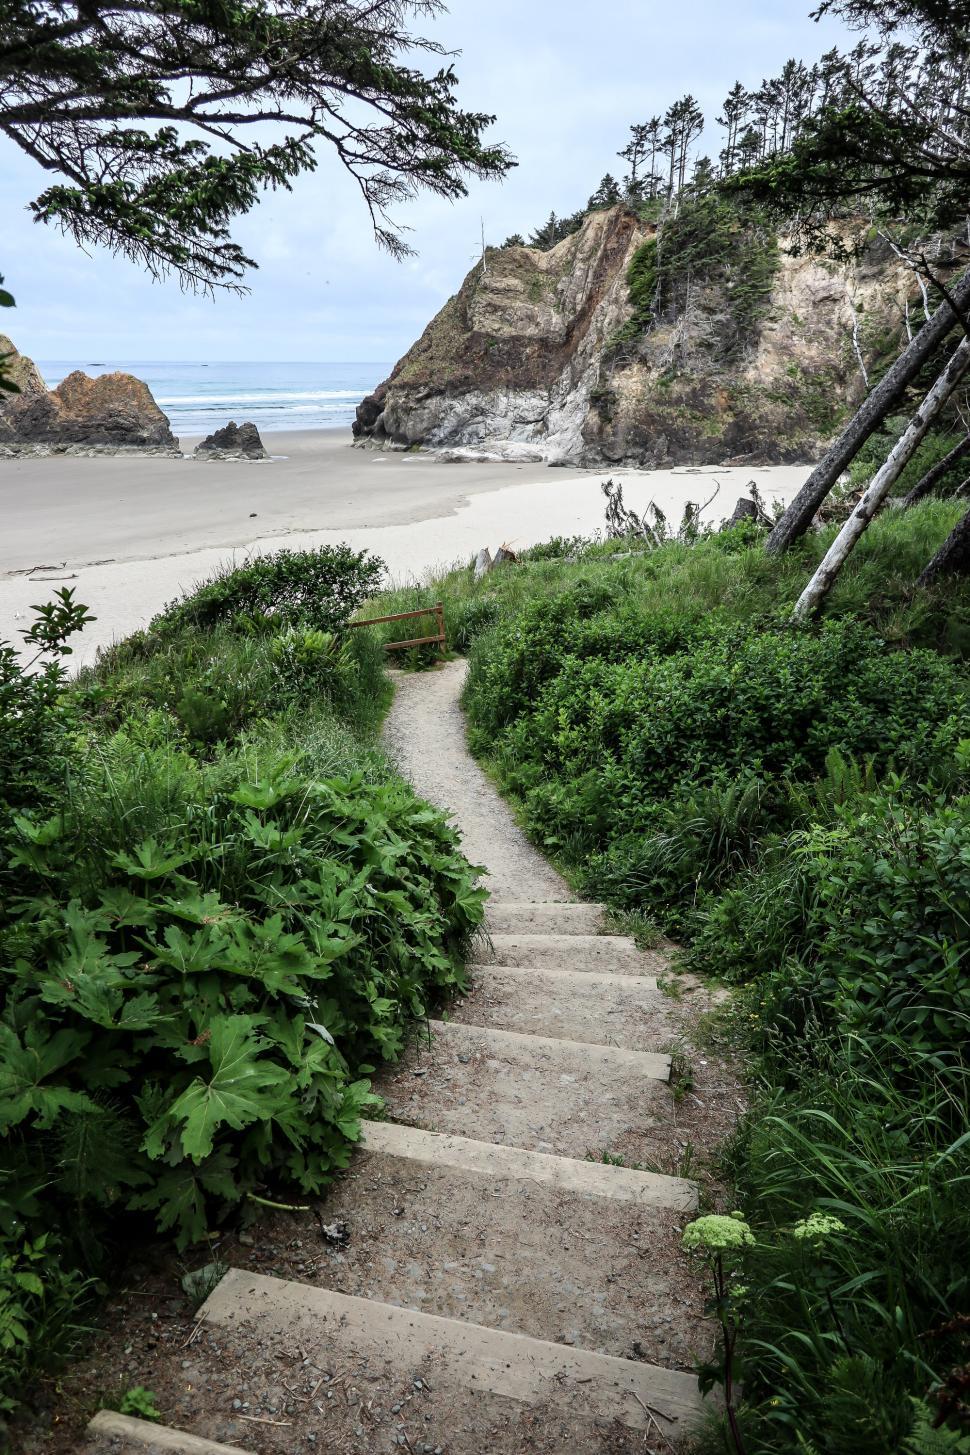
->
(0, 547), (484, 1426)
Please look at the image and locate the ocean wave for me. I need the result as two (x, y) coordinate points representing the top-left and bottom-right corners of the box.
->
(159, 389), (362, 406)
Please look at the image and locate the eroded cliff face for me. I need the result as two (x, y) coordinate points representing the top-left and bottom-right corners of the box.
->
(0, 337), (177, 454)
(355, 208), (651, 462)
(355, 207), (911, 467)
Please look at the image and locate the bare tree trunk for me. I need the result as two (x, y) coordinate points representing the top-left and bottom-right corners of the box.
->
(901, 433), (970, 508)
(767, 267), (970, 556)
(917, 502), (970, 585)
(792, 337), (970, 620)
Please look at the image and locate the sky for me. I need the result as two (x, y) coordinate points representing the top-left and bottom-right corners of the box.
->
(0, 0), (854, 365)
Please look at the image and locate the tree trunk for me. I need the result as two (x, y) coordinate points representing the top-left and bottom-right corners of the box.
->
(901, 433), (970, 508)
(917, 502), (970, 585)
(766, 267), (970, 556)
(792, 336), (970, 620)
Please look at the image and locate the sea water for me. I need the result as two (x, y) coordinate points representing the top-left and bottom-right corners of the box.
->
(36, 360), (391, 436)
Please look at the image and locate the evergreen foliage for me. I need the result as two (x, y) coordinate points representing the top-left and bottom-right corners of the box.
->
(609, 193), (779, 360)
(0, 0), (514, 288)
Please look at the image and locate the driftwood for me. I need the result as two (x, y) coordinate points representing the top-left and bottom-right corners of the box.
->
(473, 543), (517, 577)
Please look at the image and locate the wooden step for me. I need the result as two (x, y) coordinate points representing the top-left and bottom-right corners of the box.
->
(472, 932), (656, 974)
(308, 1124), (701, 1361)
(199, 1271), (703, 1438)
(484, 901), (607, 935)
(85, 1410), (253, 1454)
(385, 1020), (673, 1162)
(450, 962), (691, 1050)
(359, 1120), (697, 1210)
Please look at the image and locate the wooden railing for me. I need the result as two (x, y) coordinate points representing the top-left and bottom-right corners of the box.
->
(348, 602), (446, 655)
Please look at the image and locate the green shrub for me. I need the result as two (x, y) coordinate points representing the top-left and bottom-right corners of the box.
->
(0, 551), (480, 1421)
(0, 591), (90, 820)
(0, 1236), (92, 1413)
(1, 731), (484, 1251)
(467, 619), (969, 937)
(81, 613), (389, 749)
(151, 544), (384, 636)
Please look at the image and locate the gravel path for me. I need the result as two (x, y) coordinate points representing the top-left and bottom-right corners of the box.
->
(382, 660), (573, 902)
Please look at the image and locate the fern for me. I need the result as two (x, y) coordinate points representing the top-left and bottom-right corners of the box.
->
(903, 1401), (970, 1455)
(818, 1355), (912, 1455)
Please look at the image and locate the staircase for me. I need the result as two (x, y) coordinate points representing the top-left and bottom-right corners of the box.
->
(83, 665), (709, 1453)
(86, 900), (705, 1454)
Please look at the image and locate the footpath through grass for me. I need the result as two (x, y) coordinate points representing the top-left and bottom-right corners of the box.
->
(367, 500), (970, 1454)
(0, 546), (484, 1442)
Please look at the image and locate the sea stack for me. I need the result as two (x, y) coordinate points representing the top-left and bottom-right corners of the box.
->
(0, 336), (178, 454)
(194, 421), (269, 460)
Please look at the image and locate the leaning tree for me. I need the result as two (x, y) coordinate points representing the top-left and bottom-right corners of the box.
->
(0, 0), (513, 292)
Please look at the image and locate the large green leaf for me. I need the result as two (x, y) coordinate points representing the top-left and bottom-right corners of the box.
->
(129, 1147), (238, 1248)
(151, 1015), (290, 1162)
(216, 914), (350, 993)
(0, 1022), (96, 1129)
(146, 922), (229, 975)
(111, 838), (196, 881)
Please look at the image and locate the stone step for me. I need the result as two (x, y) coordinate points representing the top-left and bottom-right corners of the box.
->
(484, 901), (607, 936)
(449, 963), (691, 1050)
(85, 1410), (252, 1454)
(199, 1270), (703, 1439)
(473, 932), (660, 975)
(299, 1128), (702, 1362)
(385, 1020), (674, 1163)
(359, 1120), (697, 1210)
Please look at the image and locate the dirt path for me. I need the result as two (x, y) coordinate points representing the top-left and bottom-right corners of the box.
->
(73, 663), (738, 1455)
(381, 660), (572, 902)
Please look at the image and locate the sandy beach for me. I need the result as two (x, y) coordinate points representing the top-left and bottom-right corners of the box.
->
(1, 428), (810, 664)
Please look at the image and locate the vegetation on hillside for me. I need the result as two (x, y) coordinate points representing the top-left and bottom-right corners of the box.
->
(0, 547), (484, 1431)
(370, 499), (970, 1451)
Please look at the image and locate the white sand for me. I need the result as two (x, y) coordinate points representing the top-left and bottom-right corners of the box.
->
(1, 429), (808, 665)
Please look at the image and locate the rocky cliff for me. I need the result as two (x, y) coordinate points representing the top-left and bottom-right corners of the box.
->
(354, 206), (912, 467)
(0, 337), (177, 454)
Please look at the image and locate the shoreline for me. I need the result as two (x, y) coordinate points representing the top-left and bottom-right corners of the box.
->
(1, 430), (811, 665)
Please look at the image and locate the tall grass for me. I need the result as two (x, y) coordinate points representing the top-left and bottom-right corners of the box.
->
(366, 499), (970, 659)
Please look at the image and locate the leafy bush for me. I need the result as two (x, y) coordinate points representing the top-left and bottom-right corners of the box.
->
(0, 549), (483, 1423)
(2, 723), (483, 1253)
(0, 590), (90, 820)
(466, 618), (970, 938)
(82, 612), (389, 748)
(0, 1236), (92, 1413)
(152, 544), (383, 636)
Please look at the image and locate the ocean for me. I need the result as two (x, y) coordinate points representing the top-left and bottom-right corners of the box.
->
(36, 360), (391, 436)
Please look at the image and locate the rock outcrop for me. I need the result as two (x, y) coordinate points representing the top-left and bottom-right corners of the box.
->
(194, 421), (268, 460)
(0, 337), (177, 455)
(354, 206), (914, 468)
